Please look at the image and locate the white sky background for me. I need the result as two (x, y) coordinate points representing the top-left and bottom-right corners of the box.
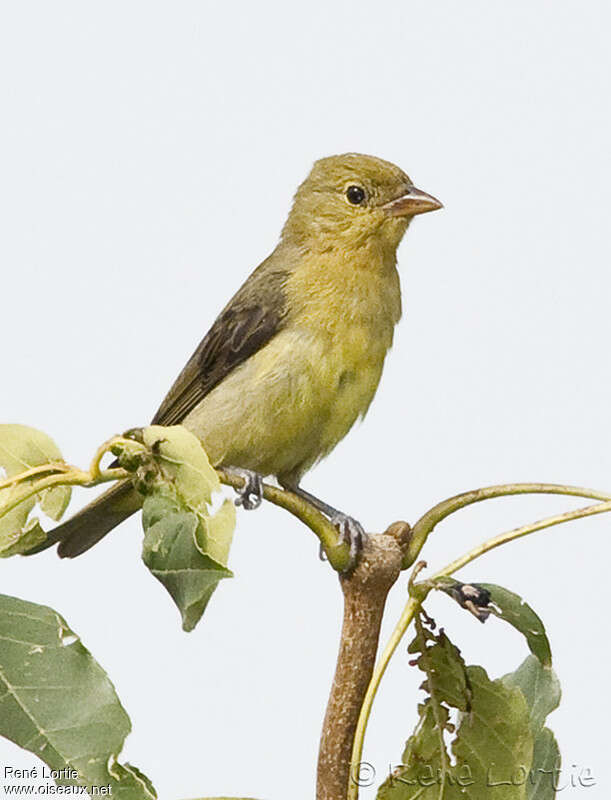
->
(1, 1), (610, 797)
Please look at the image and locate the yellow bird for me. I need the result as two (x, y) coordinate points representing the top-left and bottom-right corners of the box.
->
(50, 153), (442, 560)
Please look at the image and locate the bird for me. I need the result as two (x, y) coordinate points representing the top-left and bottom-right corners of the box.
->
(47, 153), (442, 561)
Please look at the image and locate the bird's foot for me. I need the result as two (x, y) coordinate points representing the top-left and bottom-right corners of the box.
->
(231, 468), (264, 510)
(330, 513), (366, 565)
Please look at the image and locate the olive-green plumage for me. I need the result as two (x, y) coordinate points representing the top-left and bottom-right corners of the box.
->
(54, 153), (442, 557)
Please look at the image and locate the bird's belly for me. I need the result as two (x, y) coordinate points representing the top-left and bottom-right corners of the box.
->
(181, 325), (389, 482)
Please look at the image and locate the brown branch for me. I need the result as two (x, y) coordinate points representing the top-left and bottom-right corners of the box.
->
(317, 522), (410, 800)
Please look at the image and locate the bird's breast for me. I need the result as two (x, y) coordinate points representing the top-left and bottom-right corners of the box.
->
(185, 251), (402, 481)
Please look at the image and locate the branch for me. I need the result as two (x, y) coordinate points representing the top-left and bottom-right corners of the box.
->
(1, 432), (352, 571)
(404, 482), (611, 568)
(217, 469), (351, 571)
(317, 523), (409, 800)
(347, 594), (421, 800)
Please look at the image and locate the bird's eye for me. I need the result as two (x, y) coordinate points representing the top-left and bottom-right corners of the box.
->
(346, 185), (366, 205)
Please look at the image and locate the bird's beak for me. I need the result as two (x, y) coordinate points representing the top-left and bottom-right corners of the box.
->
(382, 186), (443, 217)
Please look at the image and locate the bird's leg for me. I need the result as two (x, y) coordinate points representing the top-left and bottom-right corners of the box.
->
(285, 484), (366, 563)
(224, 467), (264, 510)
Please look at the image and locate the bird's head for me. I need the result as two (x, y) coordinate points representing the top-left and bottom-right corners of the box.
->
(282, 153), (442, 255)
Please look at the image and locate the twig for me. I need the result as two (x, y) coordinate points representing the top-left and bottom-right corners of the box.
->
(216, 469), (351, 571)
(404, 482), (611, 568)
(0, 435), (352, 571)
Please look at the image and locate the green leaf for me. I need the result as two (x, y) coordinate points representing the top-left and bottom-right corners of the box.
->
(527, 729), (561, 800)
(503, 655), (561, 732)
(478, 583), (552, 667)
(0, 517), (47, 558)
(380, 701), (465, 800)
(453, 665), (532, 798)
(503, 656), (562, 800)
(0, 425), (71, 557)
(141, 490), (234, 632)
(377, 625), (534, 800)
(0, 593), (156, 799)
(112, 426), (236, 631)
(412, 627), (471, 712)
(431, 578), (552, 666)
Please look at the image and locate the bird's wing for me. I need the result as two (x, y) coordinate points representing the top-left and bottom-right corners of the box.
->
(152, 262), (289, 426)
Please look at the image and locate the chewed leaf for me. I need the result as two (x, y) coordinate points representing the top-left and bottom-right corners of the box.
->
(378, 625), (534, 800)
(410, 628), (471, 712)
(0, 425), (71, 556)
(0, 593), (156, 799)
(430, 577), (552, 666)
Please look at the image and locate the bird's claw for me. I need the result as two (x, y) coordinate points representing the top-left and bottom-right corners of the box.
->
(330, 513), (366, 566)
(233, 469), (264, 510)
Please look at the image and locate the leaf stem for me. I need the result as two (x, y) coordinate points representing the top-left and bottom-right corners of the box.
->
(0, 462), (72, 491)
(0, 467), (128, 520)
(88, 436), (140, 479)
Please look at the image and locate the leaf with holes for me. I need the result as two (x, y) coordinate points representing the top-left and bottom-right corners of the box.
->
(377, 625), (534, 800)
(0, 593), (156, 799)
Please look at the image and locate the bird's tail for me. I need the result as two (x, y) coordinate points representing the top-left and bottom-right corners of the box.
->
(44, 479), (142, 558)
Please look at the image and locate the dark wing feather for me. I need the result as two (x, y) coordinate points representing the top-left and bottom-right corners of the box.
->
(152, 262), (289, 426)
